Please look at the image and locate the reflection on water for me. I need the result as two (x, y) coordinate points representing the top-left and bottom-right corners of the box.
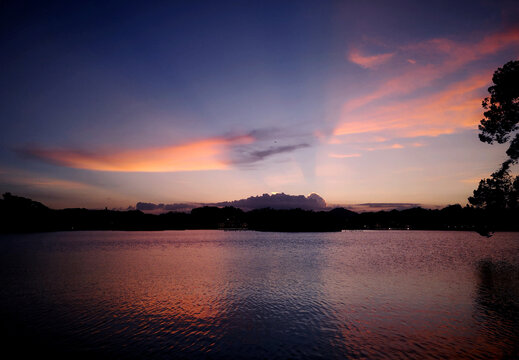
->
(0, 230), (518, 359)
(474, 259), (519, 358)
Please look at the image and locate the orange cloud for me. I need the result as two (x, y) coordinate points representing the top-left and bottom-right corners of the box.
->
(407, 27), (519, 63)
(334, 70), (493, 141)
(365, 142), (423, 151)
(23, 178), (90, 189)
(348, 48), (395, 69)
(26, 136), (254, 172)
(460, 177), (484, 184)
(343, 27), (519, 112)
(329, 153), (362, 158)
(3, 172), (92, 190)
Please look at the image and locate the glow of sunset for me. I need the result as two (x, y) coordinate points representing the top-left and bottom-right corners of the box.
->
(1, 1), (518, 209)
(26, 136), (254, 172)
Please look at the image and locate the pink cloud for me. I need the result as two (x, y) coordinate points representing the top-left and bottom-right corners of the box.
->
(406, 27), (519, 63)
(343, 27), (519, 112)
(329, 153), (362, 158)
(25, 135), (254, 172)
(333, 27), (519, 144)
(348, 48), (395, 69)
(363, 143), (405, 151)
(334, 71), (492, 140)
(460, 177), (484, 184)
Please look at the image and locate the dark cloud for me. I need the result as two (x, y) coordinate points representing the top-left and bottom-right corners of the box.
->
(341, 203), (433, 212)
(245, 126), (316, 141)
(214, 192), (326, 211)
(246, 127), (282, 140)
(136, 202), (161, 211)
(251, 144), (311, 160)
(136, 202), (199, 213)
(136, 193), (327, 213)
(232, 143), (311, 165)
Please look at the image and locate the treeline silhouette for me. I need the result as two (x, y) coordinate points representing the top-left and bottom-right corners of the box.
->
(1, 193), (518, 233)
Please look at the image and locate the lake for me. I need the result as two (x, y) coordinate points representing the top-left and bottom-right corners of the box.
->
(0, 230), (518, 359)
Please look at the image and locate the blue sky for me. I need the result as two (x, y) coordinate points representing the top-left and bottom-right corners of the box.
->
(1, 0), (518, 208)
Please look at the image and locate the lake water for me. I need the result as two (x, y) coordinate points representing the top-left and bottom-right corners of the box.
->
(0, 230), (518, 359)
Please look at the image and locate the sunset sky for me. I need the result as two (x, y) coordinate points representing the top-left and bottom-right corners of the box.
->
(1, 0), (518, 209)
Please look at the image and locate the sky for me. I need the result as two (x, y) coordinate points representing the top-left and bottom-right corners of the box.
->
(1, 0), (518, 209)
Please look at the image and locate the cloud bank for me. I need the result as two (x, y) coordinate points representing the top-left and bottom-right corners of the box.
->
(215, 192), (326, 211)
(136, 193), (328, 213)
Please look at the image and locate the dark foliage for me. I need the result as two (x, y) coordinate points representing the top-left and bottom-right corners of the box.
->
(1, 193), (518, 233)
(469, 167), (519, 210)
(479, 60), (519, 164)
(246, 208), (349, 232)
(470, 60), (519, 219)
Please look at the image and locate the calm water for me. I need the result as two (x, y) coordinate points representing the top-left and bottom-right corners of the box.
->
(0, 230), (518, 359)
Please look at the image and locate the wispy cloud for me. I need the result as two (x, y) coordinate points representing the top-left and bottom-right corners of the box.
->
(233, 143), (311, 165)
(329, 153), (362, 158)
(343, 202), (426, 212)
(362, 142), (423, 151)
(328, 28), (519, 157)
(342, 27), (519, 113)
(460, 176), (487, 184)
(21, 127), (314, 172)
(334, 70), (493, 141)
(0, 167), (129, 208)
(348, 48), (395, 69)
(22, 135), (254, 172)
(2, 173), (91, 190)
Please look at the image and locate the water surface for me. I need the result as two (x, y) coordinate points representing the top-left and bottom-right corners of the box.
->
(1, 230), (518, 359)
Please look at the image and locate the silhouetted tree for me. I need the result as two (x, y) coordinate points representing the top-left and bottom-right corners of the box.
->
(469, 167), (519, 210)
(479, 60), (519, 169)
(469, 61), (519, 216)
(2, 193), (518, 234)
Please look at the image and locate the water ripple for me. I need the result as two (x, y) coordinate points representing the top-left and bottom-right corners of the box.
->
(0, 230), (518, 358)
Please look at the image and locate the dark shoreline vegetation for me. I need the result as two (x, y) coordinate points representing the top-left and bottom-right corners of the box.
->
(1, 193), (518, 234)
